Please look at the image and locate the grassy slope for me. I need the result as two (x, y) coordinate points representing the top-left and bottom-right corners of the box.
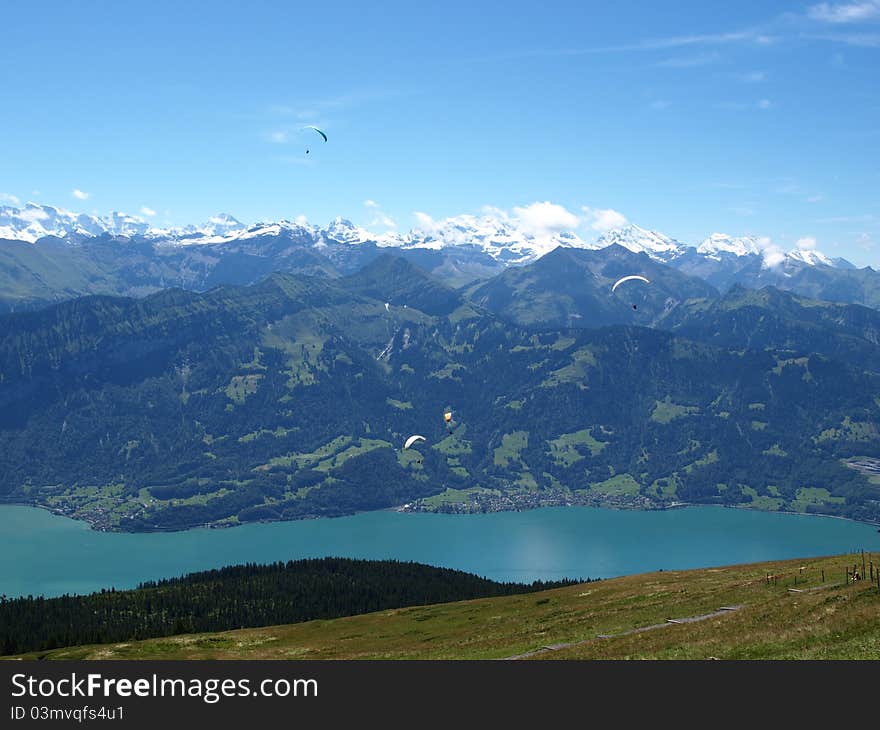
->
(10, 553), (880, 660)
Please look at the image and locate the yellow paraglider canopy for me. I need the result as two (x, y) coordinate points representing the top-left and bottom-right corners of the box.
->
(443, 411), (453, 423)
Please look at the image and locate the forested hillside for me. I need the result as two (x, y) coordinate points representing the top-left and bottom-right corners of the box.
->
(1, 257), (878, 530)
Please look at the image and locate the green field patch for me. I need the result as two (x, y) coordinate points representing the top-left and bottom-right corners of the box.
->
(591, 473), (640, 496)
(429, 363), (465, 381)
(740, 485), (783, 510)
(494, 431), (529, 467)
(684, 450), (719, 473)
(421, 486), (498, 508)
(505, 400), (524, 410)
(315, 439), (392, 471)
(763, 444), (787, 457)
(239, 427), (293, 444)
(772, 356), (809, 376)
(397, 449), (424, 470)
(748, 402), (765, 411)
(263, 321), (328, 389)
(816, 417), (878, 443)
(651, 396), (699, 424)
(751, 421), (768, 431)
(432, 430), (473, 456)
(260, 435), (353, 471)
(750, 495), (784, 511)
(550, 336), (577, 351)
(386, 398), (413, 410)
(225, 374), (263, 404)
(547, 429), (607, 467)
(790, 487), (845, 512)
(650, 475), (680, 498)
(540, 347), (597, 388)
(240, 347), (266, 371)
(516, 472), (539, 491)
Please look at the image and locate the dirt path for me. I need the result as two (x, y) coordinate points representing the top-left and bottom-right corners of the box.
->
(501, 604), (744, 660)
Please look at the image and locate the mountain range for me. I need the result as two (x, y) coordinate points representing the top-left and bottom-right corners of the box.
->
(1, 202), (877, 314)
(1, 254), (878, 532)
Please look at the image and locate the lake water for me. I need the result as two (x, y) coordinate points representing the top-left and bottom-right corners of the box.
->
(2, 504), (879, 598)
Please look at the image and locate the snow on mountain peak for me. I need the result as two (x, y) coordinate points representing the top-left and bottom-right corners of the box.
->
(697, 232), (763, 259)
(0, 202), (844, 270)
(596, 224), (687, 261)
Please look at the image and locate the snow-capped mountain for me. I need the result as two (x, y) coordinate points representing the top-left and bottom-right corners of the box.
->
(399, 212), (597, 264)
(697, 233), (764, 259)
(0, 203), (161, 241)
(596, 224), (688, 262)
(0, 202), (846, 271)
(787, 248), (834, 267)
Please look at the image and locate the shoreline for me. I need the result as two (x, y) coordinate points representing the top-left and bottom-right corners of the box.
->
(2, 492), (879, 534)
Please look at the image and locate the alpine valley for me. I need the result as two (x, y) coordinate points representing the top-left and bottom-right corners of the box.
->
(1, 204), (879, 532)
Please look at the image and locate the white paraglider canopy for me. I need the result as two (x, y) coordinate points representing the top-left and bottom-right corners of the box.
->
(403, 435), (427, 450)
(611, 275), (651, 293)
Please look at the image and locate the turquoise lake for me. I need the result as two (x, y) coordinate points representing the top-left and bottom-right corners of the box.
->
(2, 504), (879, 598)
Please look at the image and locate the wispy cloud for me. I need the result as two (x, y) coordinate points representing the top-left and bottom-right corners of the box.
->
(731, 205), (756, 216)
(796, 235), (819, 250)
(815, 213), (876, 223)
(468, 26), (777, 64)
(582, 207), (628, 232)
(807, 1), (880, 23)
(363, 199), (397, 230)
(72, 189), (90, 200)
(656, 51), (721, 68)
(650, 99), (671, 110)
(734, 70), (767, 82)
(806, 194), (824, 203)
(140, 206), (157, 217)
(803, 31), (880, 45)
(0, 192), (20, 205)
(717, 98), (774, 111)
(266, 130), (290, 144)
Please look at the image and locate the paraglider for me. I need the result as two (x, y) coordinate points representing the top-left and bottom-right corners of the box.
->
(610, 275), (650, 311)
(611, 275), (650, 293)
(443, 411), (454, 431)
(403, 434), (426, 465)
(403, 435), (427, 450)
(302, 125), (327, 155)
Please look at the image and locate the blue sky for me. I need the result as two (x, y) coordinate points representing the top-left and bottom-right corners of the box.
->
(0, 0), (878, 264)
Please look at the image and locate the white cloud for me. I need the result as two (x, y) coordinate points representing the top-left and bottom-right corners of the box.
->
(581, 207), (628, 232)
(856, 232), (874, 249)
(808, 1), (880, 23)
(140, 206), (157, 217)
(363, 199), (396, 230)
(512, 201), (580, 236)
(736, 70), (767, 82)
(650, 99), (671, 110)
(267, 130), (289, 144)
(72, 189), (90, 200)
(806, 194), (824, 203)
(758, 237), (786, 268)
(294, 214), (309, 226)
(717, 99), (774, 111)
(796, 236), (819, 251)
(19, 207), (49, 223)
(656, 52), (721, 68)
(413, 211), (437, 233)
(0, 193), (20, 205)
